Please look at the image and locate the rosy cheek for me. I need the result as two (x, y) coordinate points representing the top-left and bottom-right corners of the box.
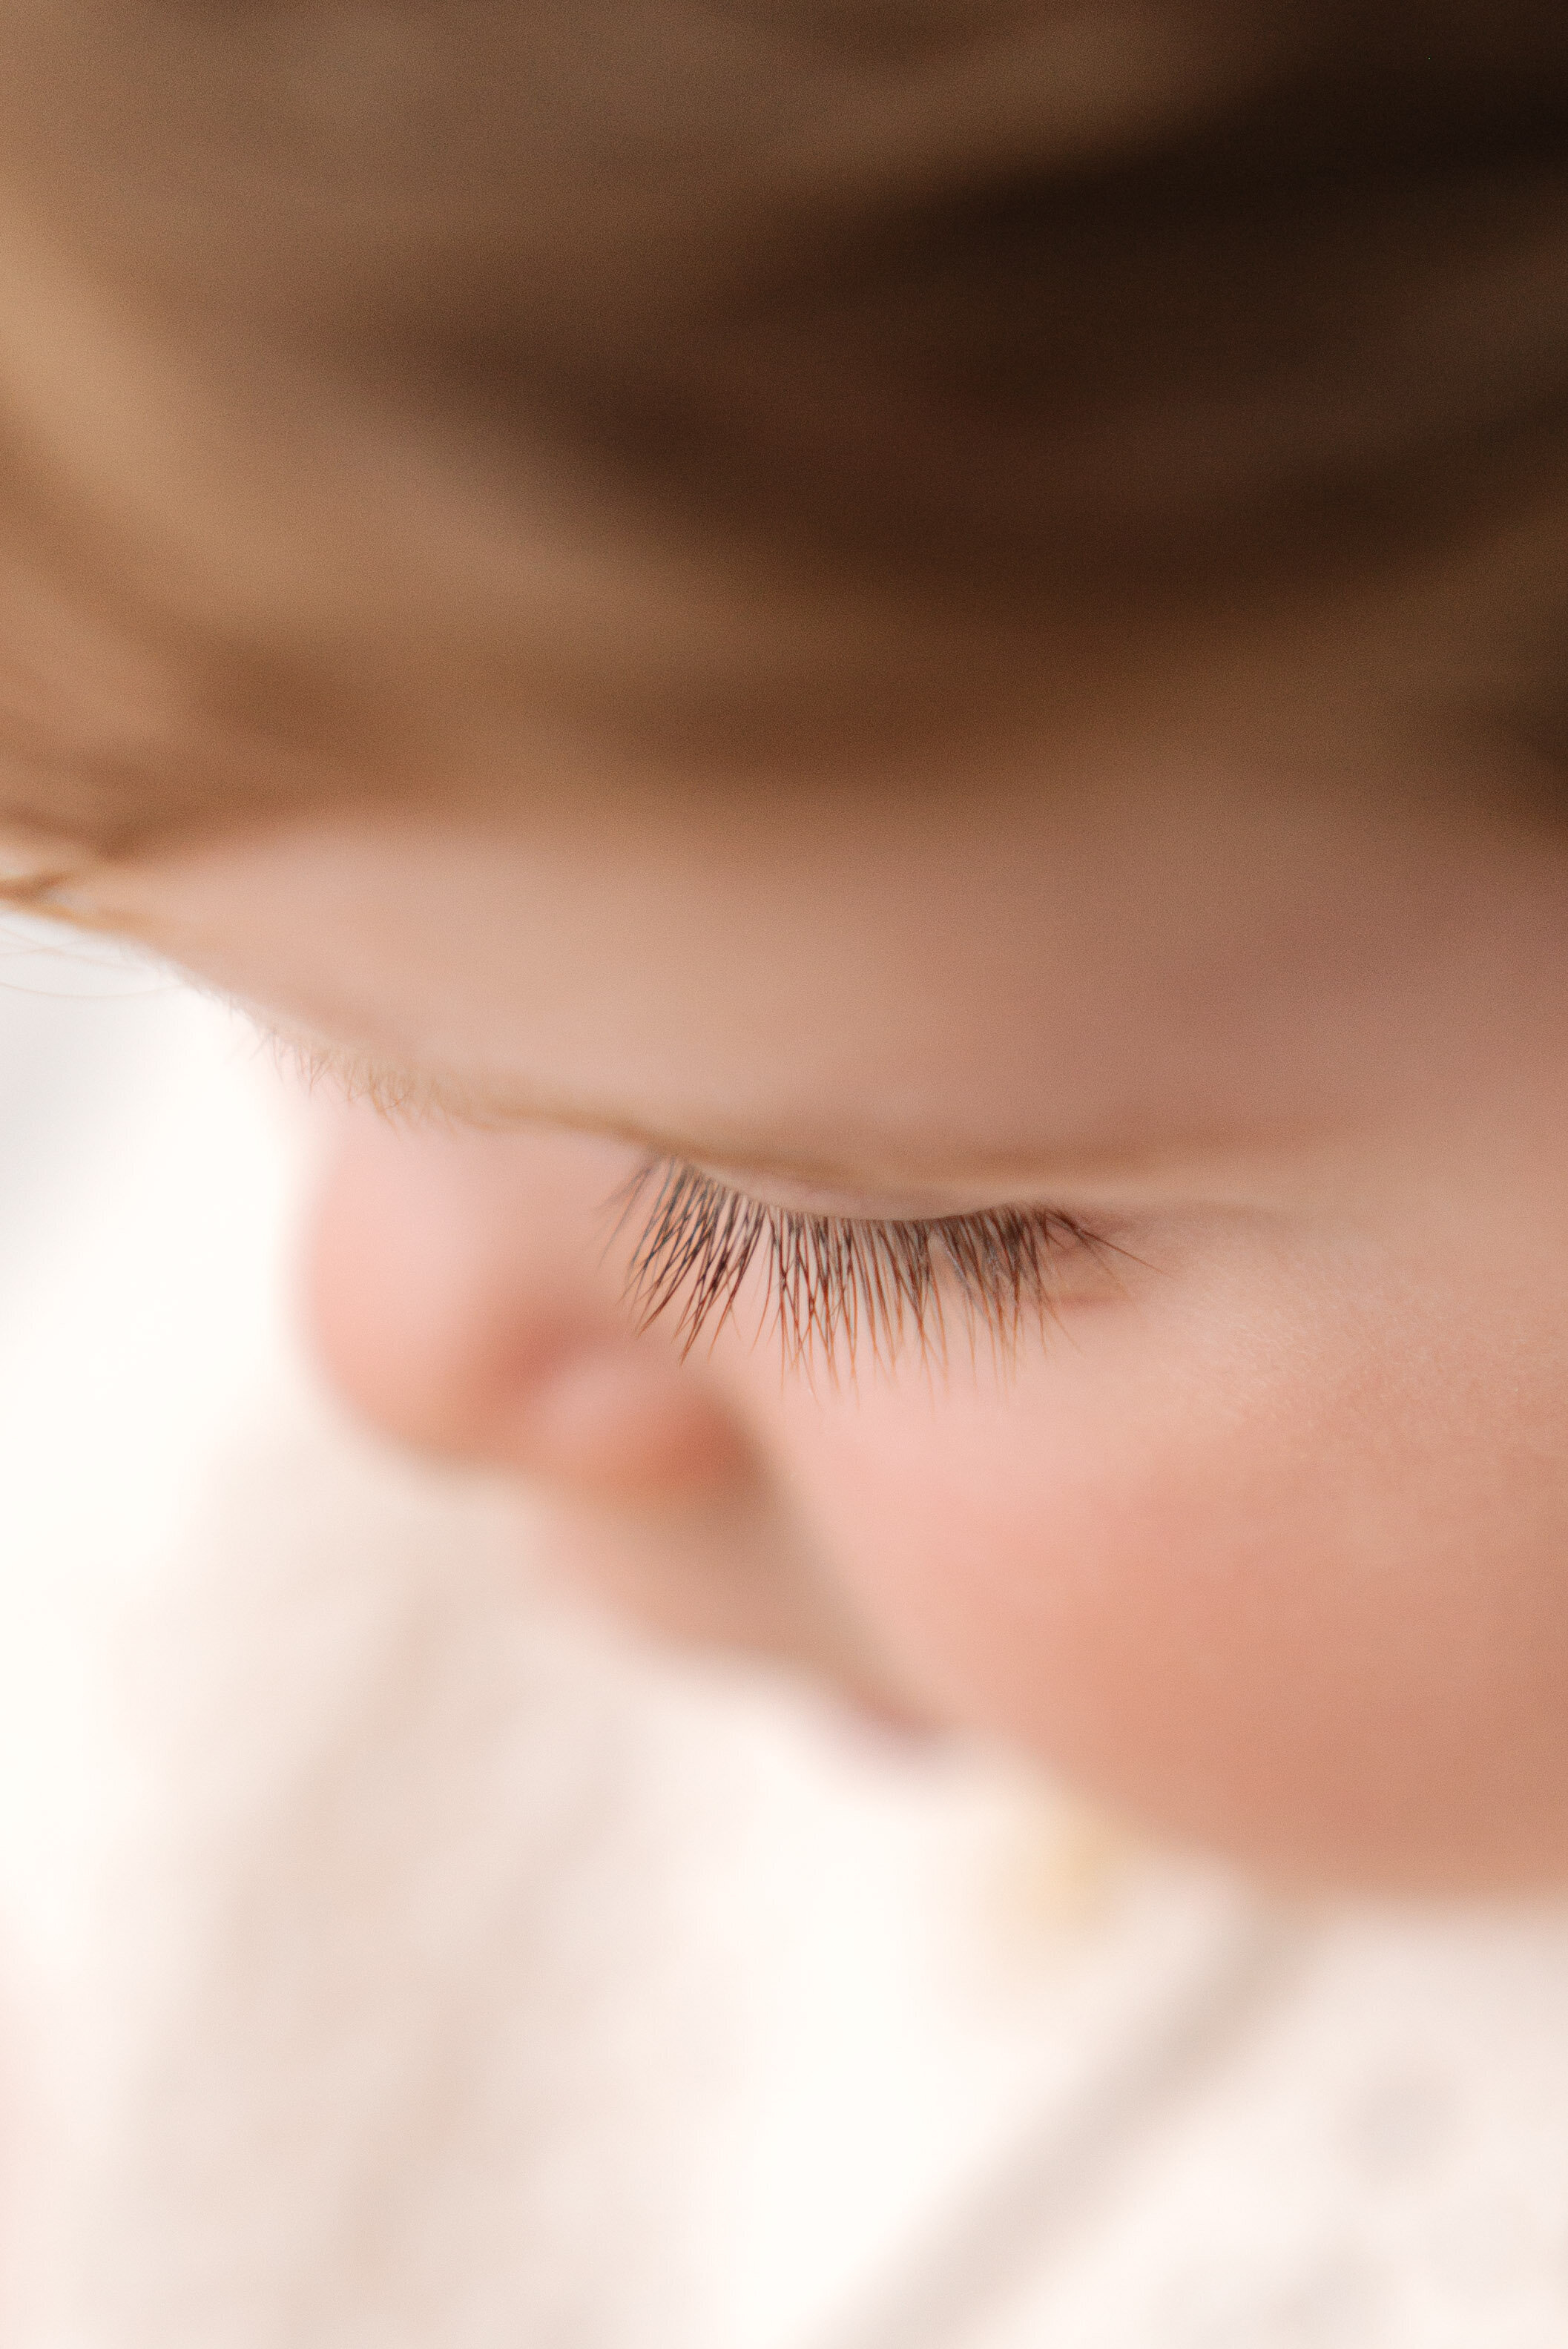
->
(748, 1293), (1568, 1889)
(760, 1350), (1262, 1793)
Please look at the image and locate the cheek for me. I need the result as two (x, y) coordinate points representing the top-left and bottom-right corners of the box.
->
(749, 1274), (1568, 1890)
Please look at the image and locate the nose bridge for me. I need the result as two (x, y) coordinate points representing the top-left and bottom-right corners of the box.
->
(429, 1124), (642, 1351)
(312, 1109), (629, 1374)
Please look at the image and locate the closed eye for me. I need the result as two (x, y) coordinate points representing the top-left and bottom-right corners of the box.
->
(613, 1158), (1123, 1372)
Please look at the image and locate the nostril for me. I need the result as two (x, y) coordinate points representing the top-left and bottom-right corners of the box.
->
(497, 1340), (754, 1500)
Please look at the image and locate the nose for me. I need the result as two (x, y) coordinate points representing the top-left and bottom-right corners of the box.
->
(303, 1104), (936, 1724)
(304, 1111), (752, 1503)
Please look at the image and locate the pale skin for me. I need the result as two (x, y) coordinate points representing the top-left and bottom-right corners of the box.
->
(45, 573), (1568, 1897)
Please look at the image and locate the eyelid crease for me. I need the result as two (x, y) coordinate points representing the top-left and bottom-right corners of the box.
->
(271, 1027), (1029, 1190)
(613, 1156), (1124, 1375)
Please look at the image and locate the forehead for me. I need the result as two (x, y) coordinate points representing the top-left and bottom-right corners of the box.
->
(70, 737), (1568, 1203)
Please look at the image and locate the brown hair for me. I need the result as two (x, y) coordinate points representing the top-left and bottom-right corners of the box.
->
(0, 1), (1567, 855)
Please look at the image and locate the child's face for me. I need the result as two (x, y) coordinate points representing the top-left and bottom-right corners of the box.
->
(67, 646), (1568, 1891)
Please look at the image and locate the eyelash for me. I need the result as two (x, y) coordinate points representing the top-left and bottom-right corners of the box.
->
(616, 1159), (1116, 1371)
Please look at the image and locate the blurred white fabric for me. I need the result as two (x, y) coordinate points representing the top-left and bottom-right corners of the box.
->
(2, 911), (1568, 2349)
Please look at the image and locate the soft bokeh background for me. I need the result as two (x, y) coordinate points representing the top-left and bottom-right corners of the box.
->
(0, 916), (295, 1968)
(3, 913), (1568, 2349)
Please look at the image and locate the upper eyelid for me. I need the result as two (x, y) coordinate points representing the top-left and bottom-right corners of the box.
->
(271, 1032), (1169, 1206)
(616, 1157), (1124, 1371)
(636, 1159), (1132, 1251)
